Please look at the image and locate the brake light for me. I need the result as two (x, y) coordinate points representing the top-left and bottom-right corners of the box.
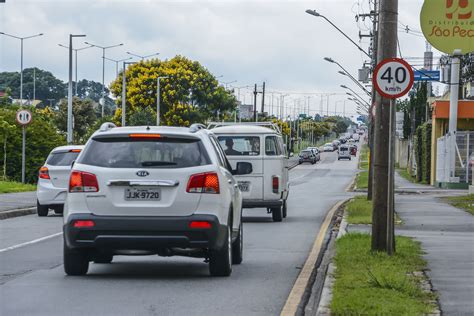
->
(272, 176), (279, 193)
(73, 220), (95, 228)
(189, 221), (212, 229)
(69, 170), (99, 193)
(129, 133), (161, 139)
(39, 166), (50, 180)
(69, 149), (81, 153)
(186, 172), (220, 194)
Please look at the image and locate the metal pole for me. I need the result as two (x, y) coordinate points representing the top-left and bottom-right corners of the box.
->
(75, 49), (78, 96)
(33, 67), (36, 100)
(101, 48), (105, 117)
(67, 35), (73, 144)
(20, 39), (23, 105)
(157, 77), (161, 126)
(448, 51), (461, 180)
(21, 126), (25, 183)
(122, 62), (126, 127)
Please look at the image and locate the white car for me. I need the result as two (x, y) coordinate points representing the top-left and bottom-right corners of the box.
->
(323, 143), (334, 152)
(63, 123), (251, 277)
(36, 145), (84, 217)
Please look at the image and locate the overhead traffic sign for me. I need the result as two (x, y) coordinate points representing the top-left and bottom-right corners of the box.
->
(413, 69), (440, 82)
(16, 109), (33, 126)
(373, 58), (414, 99)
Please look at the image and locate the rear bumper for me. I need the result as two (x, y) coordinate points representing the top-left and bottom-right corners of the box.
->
(64, 214), (226, 251)
(242, 199), (282, 208)
(36, 183), (67, 205)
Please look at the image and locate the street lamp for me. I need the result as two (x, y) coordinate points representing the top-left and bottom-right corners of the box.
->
(324, 57), (371, 96)
(104, 56), (133, 78)
(156, 76), (169, 126)
(0, 32), (44, 105)
(85, 41), (124, 117)
(126, 51), (160, 61)
(121, 61), (136, 127)
(305, 10), (371, 58)
(341, 85), (370, 107)
(346, 92), (370, 108)
(58, 43), (93, 96)
(222, 80), (237, 90)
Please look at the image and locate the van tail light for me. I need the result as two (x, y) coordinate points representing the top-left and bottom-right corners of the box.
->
(39, 166), (50, 180)
(73, 220), (95, 228)
(186, 172), (220, 194)
(69, 170), (99, 193)
(189, 221), (212, 229)
(272, 176), (279, 193)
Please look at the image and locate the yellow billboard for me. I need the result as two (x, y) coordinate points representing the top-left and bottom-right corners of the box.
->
(420, 0), (474, 54)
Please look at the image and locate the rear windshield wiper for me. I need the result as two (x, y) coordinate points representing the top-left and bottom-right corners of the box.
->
(141, 161), (177, 166)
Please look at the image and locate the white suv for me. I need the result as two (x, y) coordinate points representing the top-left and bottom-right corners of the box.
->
(63, 123), (251, 277)
(37, 145), (84, 216)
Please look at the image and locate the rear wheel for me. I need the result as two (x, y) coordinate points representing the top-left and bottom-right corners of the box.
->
(37, 200), (49, 217)
(64, 244), (89, 276)
(271, 206), (283, 222)
(54, 205), (64, 215)
(282, 199), (288, 218)
(232, 223), (243, 264)
(209, 225), (232, 277)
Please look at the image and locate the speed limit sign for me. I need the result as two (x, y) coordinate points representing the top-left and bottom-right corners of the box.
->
(16, 109), (33, 126)
(373, 58), (414, 99)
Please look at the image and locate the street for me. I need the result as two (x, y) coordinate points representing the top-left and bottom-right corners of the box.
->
(0, 150), (357, 315)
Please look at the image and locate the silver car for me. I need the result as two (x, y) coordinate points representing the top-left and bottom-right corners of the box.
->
(337, 145), (352, 160)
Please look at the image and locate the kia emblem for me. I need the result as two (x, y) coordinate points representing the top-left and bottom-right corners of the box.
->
(136, 170), (149, 177)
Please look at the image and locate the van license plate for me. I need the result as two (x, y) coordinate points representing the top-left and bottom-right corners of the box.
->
(124, 188), (161, 201)
(238, 181), (250, 192)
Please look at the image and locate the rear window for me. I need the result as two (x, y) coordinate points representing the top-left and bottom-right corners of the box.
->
(46, 151), (80, 166)
(78, 137), (211, 168)
(217, 136), (260, 156)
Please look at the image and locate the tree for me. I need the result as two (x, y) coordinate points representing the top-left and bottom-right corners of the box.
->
(109, 55), (237, 126)
(55, 97), (97, 144)
(75, 79), (115, 115)
(0, 119), (15, 180)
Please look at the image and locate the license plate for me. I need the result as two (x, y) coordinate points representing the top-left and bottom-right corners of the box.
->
(238, 181), (250, 192)
(124, 188), (161, 201)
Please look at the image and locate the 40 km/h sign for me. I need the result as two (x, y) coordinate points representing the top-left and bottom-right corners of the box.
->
(373, 58), (414, 99)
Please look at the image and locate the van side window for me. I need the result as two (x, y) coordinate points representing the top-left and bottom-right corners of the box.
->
(265, 136), (281, 156)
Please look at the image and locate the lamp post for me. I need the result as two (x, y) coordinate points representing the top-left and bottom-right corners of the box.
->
(324, 57), (371, 96)
(0, 32), (44, 105)
(156, 76), (169, 126)
(66, 34), (87, 144)
(58, 43), (93, 96)
(222, 80), (237, 90)
(104, 56), (133, 77)
(121, 61), (136, 127)
(85, 41), (124, 117)
(126, 51), (159, 61)
(342, 85), (371, 107)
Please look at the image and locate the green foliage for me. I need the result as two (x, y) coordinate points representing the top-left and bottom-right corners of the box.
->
(414, 122), (431, 183)
(0, 180), (36, 193)
(55, 97), (97, 144)
(331, 233), (436, 315)
(442, 195), (474, 215)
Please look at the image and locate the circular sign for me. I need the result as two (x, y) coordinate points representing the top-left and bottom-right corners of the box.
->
(373, 58), (414, 99)
(420, 0), (474, 54)
(16, 109), (33, 126)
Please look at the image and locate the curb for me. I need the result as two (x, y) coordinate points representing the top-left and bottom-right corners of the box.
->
(0, 207), (36, 220)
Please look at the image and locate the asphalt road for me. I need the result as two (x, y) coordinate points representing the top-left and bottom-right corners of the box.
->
(0, 150), (358, 316)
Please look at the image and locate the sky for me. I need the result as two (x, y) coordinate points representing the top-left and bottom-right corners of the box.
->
(0, 0), (442, 119)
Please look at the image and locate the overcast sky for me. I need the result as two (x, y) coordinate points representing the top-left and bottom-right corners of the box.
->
(0, 0), (441, 118)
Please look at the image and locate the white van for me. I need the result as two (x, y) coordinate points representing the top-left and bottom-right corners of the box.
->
(210, 122), (289, 222)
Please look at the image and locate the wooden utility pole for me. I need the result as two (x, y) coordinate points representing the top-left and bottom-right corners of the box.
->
(261, 81), (266, 114)
(371, 0), (398, 254)
(253, 84), (258, 122)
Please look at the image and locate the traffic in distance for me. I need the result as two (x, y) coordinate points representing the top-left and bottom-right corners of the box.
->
(35, 122), (364, 277)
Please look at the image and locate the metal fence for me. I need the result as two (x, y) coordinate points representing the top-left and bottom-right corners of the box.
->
(436, 131), (474, 184)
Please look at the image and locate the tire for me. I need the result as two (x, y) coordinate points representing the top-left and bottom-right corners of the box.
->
(94, 254), (113, 264)
(232, 223), (243, 265)
(271, 206), (283, 222)
(209, 225), (232, 277)
(54, 205), (64, 215)
(282, 199), (287, 218)
(37, 200), (49, 217)
(64, 243), (89, 276)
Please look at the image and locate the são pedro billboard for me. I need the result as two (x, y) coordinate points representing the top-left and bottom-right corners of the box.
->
(420, 0), (474, 54)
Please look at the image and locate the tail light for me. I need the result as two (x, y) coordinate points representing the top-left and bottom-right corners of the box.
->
(189, 221), (212, 229)
(69, 170), (99, 193)
(272, 176), (279, 193)
(39, 166), (50, 180)
(186, 172), (220, 194)
(73, 220), (95, 228)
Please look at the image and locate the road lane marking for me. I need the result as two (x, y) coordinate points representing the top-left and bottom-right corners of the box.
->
(280, 199), (346, 316)
(0, 232), (62, 253)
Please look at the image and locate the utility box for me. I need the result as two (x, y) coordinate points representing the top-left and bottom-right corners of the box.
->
(358, 67), (370, 83)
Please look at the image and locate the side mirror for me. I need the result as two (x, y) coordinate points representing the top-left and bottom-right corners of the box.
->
(233, 162), (253, 175)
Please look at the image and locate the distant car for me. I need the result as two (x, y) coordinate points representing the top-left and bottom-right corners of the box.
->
(36, 145), (84, 217)
(350, 145), (357, 156)
(299, 150), (317, 164)
(339, 138), (347, 144)
(338, 145), (351, 160)
(307, 147), (321, 161)
(323, 143), (334, 152)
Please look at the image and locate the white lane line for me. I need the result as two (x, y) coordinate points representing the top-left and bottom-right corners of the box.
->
(0, 232), (63, 253)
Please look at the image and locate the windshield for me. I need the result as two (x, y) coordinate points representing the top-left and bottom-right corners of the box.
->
(78, 137), (211, 168)
(300, 151), (311, 155)
(217, 136), (260, 156)
(46, 151), (80, 166)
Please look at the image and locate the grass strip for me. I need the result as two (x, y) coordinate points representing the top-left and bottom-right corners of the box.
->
(397, 168), (416, 183)
(331, 233), (436, 315)
(0, 181), (36, 194)
(355, 145), (369, 189)
(442, 195), (474, 215)
(346, 195), (402, 225)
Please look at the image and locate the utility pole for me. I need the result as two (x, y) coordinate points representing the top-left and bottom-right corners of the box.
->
(371, 0), (398, 254)
(253, 84), (258, 122)
(261, 81), (266, 114)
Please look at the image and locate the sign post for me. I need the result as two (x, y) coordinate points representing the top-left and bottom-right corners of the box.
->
(16, 109), (32, 183)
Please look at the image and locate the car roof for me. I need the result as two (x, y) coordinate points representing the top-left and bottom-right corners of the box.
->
(92, 125), (210, 139)
(51, 145), (84, 153)
(211, 125), (278, 135)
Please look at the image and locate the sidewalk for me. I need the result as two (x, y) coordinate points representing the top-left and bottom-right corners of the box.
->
(0, 191), (36, 212)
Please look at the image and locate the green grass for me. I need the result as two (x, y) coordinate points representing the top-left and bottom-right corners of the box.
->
(397, 168), (416, 183)
(355, 145), (369, 189)
(442, 195), (474, 215)
(0, 181), (36, 194)
(345, 195), (402, 225)
(355, 171), (369, 189)
(331, 233), (436, 315)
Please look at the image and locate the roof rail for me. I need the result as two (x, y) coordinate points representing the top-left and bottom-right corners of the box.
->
(207, 122), (281, 134)
(99, 122), (117, 132)
(189, 123), (207, 133)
